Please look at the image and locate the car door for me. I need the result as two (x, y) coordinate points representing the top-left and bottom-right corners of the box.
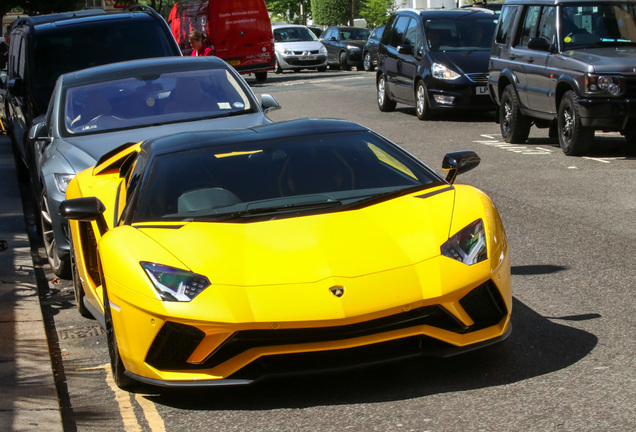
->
(523, 6), (557, 114)
(392, 17), (421, 103)
(322, 28), (338, 63)
(382, 15), (410, 102)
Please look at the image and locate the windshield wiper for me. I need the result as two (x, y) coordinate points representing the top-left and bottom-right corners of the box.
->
(207, 196), (343, 221)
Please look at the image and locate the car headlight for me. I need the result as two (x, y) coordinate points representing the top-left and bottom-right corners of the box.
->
(432, 63), (461, 80)
(586, 74), (624, 96)
(346, 45), (361, 52)
(55, 173), (75, 194)
(441, 219), (487, 265)
(141, 262), (211, 302)
(319, 45), (327, 55)
(283, 48), (294, 56)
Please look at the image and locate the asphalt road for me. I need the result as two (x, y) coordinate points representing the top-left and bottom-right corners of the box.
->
(25, 69), (636, 431)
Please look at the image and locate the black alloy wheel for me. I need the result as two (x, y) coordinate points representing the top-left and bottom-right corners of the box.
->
(499, 85), (531, 144)
(558, 90), (593, 156)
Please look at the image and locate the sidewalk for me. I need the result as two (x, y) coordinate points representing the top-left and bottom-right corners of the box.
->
(0, 134), (63, 431)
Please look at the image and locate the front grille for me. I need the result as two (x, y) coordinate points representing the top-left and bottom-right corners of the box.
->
(291, 50), (321, 55)
(466, 72), (489, 84)
(144, 280), (508, 372)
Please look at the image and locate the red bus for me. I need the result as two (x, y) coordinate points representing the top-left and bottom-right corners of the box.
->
(168, 0), (275, 82)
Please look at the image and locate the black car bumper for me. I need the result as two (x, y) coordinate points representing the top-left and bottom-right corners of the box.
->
(577, 97), (636, 130)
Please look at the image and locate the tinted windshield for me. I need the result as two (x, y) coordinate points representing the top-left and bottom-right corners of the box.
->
(561, 3), (636, 48)
(63, 68), (254, 135)
(341, 28), (371, 41)
(133, 130), (441, 223)
(274, 27), (318, 42)
(32, 18), (177, 116)
(425, 15), (497, 51)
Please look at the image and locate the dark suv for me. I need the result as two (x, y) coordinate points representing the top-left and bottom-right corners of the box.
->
(5, 6), (181, 169)
(488, 0), (636, 155)
(376, 8), (497, 120)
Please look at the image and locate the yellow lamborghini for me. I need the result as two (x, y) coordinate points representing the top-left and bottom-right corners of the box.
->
(61, 118), (511, 390)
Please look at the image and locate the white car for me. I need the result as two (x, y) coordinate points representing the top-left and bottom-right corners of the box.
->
(272, 24), (328, 73)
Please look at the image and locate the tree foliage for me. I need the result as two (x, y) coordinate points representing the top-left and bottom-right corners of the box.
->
(311, 0), (349, 26)
(266, 0), (312, 24)
(359, 0), (393, 29)
(7, 0), (85, 16)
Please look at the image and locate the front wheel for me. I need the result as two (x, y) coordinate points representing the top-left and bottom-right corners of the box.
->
(415, 81), (432, 120)
(274, 59), (283, 74)
(499, 85), (531, 143)
(254, 72), (267, 83)
(558, 90), (593, 156)
(103, 279), (138, 391)
(40, 189), (71, 278)
(363, 52), (374, 71)
(339, 52), (351, 71)
(377, 75), (396, 112)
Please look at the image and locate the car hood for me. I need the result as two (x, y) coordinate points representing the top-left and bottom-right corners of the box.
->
(562, 47), (636, 73)
(430, 50), (490, 75)
(275, 41), (324, 52)
(342, 40), (366, 49)
(54, 113), (271, 175)
(136, 189), (456, 286)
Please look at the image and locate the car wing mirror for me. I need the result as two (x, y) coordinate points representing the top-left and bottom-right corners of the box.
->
(329, 36), (337, 41)
(60, 197), (109, 236)
(527, 37), (551, 52)
(261, 94), (281, 113)
(442, 151), (481, 184)
(397, 45), (414, 55)
(28, 122), (52, 143)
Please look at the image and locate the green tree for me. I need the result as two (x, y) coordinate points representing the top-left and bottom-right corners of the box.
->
(311, 0), (349, 26)
(266, 0), (312, 24)
(359, 0), (392, 29)
(8, 0), (85, 16)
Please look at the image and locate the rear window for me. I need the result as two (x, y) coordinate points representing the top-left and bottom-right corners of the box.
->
(32, 17), (178, 113)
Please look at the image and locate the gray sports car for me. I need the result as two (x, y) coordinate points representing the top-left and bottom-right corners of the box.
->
(28, 56), (280, 277)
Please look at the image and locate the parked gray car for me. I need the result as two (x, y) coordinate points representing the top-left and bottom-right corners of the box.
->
(29, 56), (280, 277)
(488, 0), (636, 155)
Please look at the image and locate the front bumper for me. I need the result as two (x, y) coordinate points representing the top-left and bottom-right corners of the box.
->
(427, 76), (496, 111)
(106, 254), (512, 386)
(577, 97), (636, 131)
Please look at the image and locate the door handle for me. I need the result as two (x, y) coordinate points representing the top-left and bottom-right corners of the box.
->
(508, 54), (516, 60)
(528, 57), (535, 63)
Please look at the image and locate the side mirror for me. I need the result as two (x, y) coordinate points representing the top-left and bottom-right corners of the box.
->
(397, 45), (414, 55)
(442, 151), (480, 184)
(60, 197), (109, 236)
(328, 36), (337, 42)
(28, 122), (51, 141)
(7, 77), (24, 97)
(261, 94), (280, 113)
(527, 37), (552, 52)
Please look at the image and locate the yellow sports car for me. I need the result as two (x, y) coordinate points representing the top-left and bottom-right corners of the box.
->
(61, 118), (511, 390)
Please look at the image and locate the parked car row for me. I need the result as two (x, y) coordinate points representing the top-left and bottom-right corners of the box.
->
(0, 6), (514, 393)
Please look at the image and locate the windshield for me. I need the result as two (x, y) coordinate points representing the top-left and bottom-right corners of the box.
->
(561, 3), (636, 49)
(426, 16), (497, 51)
(32, 18), (176, 116)
(341, 28), (371, 41)
(63, 68), (254, 135)
(274, 26), (318, 42)
(133, 130), (442, 223)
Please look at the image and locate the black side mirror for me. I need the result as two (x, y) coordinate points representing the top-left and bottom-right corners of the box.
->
(397, 45), (414, 55)
(60, 197), (109, 236)
(442, 151), (481, 184)
(527, 37), (552, 52)
(261, 94), (280, 113)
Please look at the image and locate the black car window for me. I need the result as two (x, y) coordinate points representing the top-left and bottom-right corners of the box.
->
(495, 6), (519, 44)
(538, 6), (557, 43)
(516, 5), (542, 47)
(132, 130), (441, 223)
(381, 14), (398, 45)
(404, 18), (419, 47)
(390, 16), (410, 47)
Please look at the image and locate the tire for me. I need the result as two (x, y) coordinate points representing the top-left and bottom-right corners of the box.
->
(363, 51), (374, 71)
(274, 59), (283, 74)
(71, 242), (92, 319)
(40, 189), (71, 278)
(339, 52), (351, 71)
(103, 278), (137, 391)
(499, 85), (532, 144)
(558, 90), (593, 156)
(377, 75), (396, 112)
(415, 80), (433, 120)
(254, 71), (267, 83)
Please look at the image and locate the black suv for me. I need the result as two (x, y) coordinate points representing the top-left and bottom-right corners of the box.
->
(488, 0), (636, 155)
(376, 9), (497, 120)
(4, 6), (181, 169)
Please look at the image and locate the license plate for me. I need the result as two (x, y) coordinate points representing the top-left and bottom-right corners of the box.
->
(228, 60), (241, 66)
(476, 86), (490, 95)
(299, 56), (316, 61)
